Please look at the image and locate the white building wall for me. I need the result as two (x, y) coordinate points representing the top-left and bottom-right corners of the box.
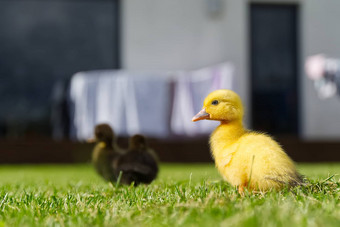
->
(122, 0), (340, 140)
(302, 0), (340, 140)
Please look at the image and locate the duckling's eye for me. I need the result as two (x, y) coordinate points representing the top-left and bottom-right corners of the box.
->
(211, 100), (219, 105)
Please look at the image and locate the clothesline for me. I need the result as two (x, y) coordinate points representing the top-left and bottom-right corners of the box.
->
(67, 63), (235, 140)
(305, 54), (340, 99)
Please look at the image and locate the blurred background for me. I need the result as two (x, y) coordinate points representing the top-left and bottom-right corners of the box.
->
(1, 0), (340, 164)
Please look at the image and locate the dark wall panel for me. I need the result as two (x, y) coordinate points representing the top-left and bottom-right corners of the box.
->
(250, 4), (298, 135)
(0, 0), (120, 133)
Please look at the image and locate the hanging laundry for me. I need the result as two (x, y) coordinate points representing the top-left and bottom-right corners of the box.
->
(171, 63), (235, 136)
(67, 63), (235, 140)
(69, 70), (172, 140)
(69, 71), (100, 140)
(305, 54), (340, 99)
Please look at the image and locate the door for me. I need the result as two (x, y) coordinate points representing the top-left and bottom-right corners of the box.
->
(250, 4), (299, 134)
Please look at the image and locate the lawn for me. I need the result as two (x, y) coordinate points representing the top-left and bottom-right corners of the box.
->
(0, 163), (339, 226)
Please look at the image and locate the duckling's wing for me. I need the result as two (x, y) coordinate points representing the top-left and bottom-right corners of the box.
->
(117, 151), (158, 175)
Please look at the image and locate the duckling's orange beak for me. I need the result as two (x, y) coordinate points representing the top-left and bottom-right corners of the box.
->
(192, 108), (210, 122)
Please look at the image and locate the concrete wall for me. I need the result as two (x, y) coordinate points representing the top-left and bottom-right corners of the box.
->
(121, 0), (250, 125)
(302, 0), (340, 140)
(122, 0), (340, 140)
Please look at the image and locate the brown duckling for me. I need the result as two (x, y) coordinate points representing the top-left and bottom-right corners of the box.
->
(90, 123), (123, 182)
(114, 134), (159, 186)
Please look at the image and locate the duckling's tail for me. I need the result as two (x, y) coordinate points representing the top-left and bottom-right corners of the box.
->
(264, 171), (305, 188)
(294, 173), (307, 186)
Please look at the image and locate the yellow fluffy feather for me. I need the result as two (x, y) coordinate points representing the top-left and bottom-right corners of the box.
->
(192, 89), (302, 193)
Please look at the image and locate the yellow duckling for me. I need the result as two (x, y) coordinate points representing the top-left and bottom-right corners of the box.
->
(192, 89), (302, 193)
(90, 123), (124, 182)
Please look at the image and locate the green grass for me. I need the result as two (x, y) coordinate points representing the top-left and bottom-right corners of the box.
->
(0, 163), (339, 226)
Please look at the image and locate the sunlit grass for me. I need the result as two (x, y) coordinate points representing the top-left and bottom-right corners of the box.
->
(0, 163), (339, 226)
